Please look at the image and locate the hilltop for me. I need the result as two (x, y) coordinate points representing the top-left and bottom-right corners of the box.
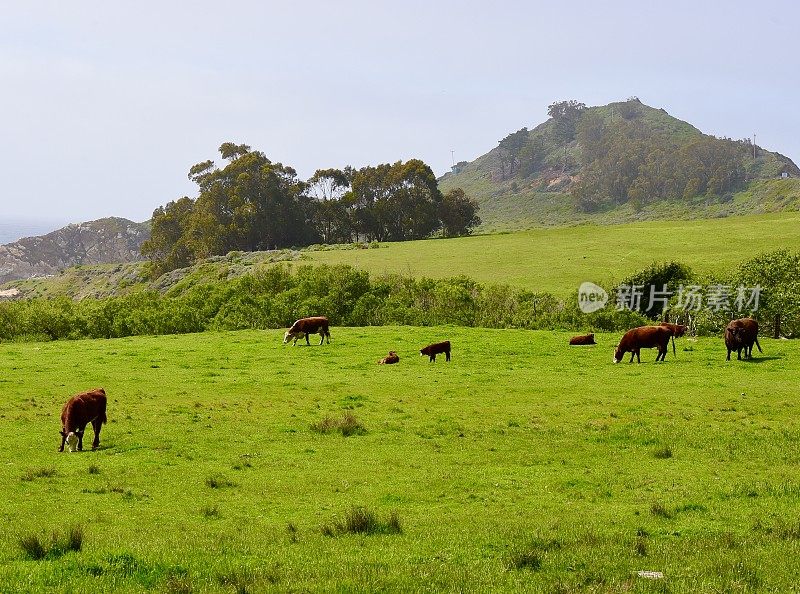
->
(440, 98), (800, 229)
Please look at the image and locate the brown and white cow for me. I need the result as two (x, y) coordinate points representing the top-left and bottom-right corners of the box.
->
(378, 351), (400, 365)
(725, 318), (762, 361)
(613, 326), (672, 364)
(59, 388), (107, 452)
(420, 341), (451, 362)
(569, 333), (596, 345)
(283, 316), (331, 346)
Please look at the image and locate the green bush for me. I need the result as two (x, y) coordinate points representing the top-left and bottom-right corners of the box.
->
(0, 262), (751, 343)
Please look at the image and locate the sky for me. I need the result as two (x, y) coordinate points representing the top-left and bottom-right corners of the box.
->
(1, 0), (799, 227)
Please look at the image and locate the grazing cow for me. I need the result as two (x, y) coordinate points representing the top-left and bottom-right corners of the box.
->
(283, 316), (331, 346)
(378, 351), (400, 365)
(569, 333), (596, 345)
(725, 318), (762, 361)
(659, 322), (688, 356)
(59, 388), (107, 452)
(420, 341), (451, 362)
(613, 326), (672, 363)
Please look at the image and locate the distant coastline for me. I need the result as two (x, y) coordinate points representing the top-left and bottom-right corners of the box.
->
(0, 219), (67, 245)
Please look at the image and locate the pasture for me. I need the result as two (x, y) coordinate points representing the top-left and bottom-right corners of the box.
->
(306, 212), (800, 295)
(1, 326), (799, 592)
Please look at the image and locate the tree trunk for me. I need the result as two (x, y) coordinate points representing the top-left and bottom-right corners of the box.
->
(774, 313), (781, 339)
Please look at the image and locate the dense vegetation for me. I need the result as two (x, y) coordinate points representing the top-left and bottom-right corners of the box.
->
(1, 246), (797, 343)
(141, 144), (479, 276)
(0, 264), (648, 342)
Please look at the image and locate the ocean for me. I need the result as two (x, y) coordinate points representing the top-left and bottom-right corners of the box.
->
(0, 219), (67, 245)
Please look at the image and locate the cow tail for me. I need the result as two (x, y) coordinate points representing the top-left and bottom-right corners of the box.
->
(755, 337), (763, 353)
(100, 399), (108, 425)
(671, 336), (676, 357)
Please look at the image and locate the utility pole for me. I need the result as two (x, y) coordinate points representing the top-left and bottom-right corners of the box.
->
(451, 150), (455, 167)
(753, 133), (756, 159)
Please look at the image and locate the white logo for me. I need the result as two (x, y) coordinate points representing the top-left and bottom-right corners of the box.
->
(578, 282), (608, 313)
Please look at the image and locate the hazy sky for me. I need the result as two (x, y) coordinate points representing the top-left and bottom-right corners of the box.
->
(2, 0), (798, 225)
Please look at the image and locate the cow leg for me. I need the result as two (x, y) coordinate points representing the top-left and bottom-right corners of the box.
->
(636, 350), (641, 364)
(77, 427), (85, 451)
(305, 333), (311, 346)
(445, 350), (450, 362)
(319, 331), (324, 346)
(737, 348), (742, 360)
(59, 433), (66, 452)
(91, 419), (102, 449)
(629, 352), (634, 363)
(430, 354), (436, 362)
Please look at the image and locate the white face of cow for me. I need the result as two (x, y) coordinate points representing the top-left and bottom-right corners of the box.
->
(65, 432), (79, 453)
(283, 331), (292, 344)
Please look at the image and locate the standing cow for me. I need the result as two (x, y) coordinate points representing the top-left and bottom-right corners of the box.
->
(725, 318), (762, 361)
(659, 322), (688, 356)
(59, 388), (107, 452)
(613, 326), (672, 363)
(283, 316), (331, 346)
(420, 341), (451, 362)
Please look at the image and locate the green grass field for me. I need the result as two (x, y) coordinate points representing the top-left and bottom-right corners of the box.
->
(2, 327), (799, 592)
(307, 212), (800, 295)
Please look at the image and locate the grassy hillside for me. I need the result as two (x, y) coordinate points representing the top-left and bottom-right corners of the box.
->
(306, 212), (800, 295)
(466, 179), (800, 232)
(2, 327), (799, 592)
(4, 212), (799, 301)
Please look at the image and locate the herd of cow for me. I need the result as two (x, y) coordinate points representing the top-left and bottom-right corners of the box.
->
(547, 318), (762, 364)
(57, 316), (763, 453)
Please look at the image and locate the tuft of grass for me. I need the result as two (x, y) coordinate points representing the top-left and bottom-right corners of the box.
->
(635, 536), (648, 556)
(774, 520), (800, 540)
(321, 506), (402, 536)
(201, 506), (220, 519)
(652, 445), (673, 459)
(18, 525), (83, 560)
(506, 549), (542, 571)
(21, 467), (57, 482)
(88, 464), (101, 475)
(18, 534), (47, 560)
(310, 412), (367, 437)
(205, 476), (237, 489)
(650, 502), (673, 519)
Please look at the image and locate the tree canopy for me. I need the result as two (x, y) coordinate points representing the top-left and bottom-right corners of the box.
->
(142, 144), (479, 276)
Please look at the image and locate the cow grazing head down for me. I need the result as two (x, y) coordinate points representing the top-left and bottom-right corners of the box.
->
(62, 431), (82, 453)
(283, 330), (302, 344)
(613, 346), (624, 364)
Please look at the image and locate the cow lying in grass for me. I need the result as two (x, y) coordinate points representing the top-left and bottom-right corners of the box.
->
(59, 388), (107, 452)
(420, 341), (451, 362)
(569, 333), (596, 345)
(613, 326), (672, 364)
(378, 351), (400, 364)
(283, 316), (331, 346)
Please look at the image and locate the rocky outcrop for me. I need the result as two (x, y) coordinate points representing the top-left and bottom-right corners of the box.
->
(0, 217), (150, 283)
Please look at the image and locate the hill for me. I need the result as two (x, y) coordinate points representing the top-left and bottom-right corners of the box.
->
(0, 217), (150, 283)
(440, 98), (800, 230)
(3, 212), (799, 300)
